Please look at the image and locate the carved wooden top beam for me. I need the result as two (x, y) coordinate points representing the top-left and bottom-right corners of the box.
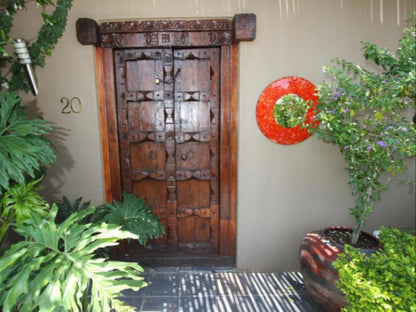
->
(100, 19), (233, 33)
(76, 14), (256, 48)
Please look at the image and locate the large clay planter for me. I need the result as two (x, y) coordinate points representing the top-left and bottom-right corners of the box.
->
(299, 227), (381, 312)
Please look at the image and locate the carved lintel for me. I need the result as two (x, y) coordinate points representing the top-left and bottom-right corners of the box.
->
(99, 31), (232, 48)
(76, 18), (100, 46)
(100, 19), (233, 33)
(76, 15), (255, 47)
(232, 14), (256, 42)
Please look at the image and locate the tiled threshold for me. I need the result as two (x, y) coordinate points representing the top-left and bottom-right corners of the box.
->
(119, 267), (323, 312)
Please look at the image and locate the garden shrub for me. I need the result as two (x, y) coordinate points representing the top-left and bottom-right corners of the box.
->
(334, 227), (416, 312)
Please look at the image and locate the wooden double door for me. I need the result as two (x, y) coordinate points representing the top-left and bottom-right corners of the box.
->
(114, 47), (221, 255)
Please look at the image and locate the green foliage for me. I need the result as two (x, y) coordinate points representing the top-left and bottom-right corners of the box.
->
(0, 0), (73, 92)
(99, 192), (165, 246)
(0, 178), (49, 247)
(0, 2), (152, 311)
(273, 93), (311, 128)
(1, 178), (47, 223)
(55, 193), (165, 250)
(0, 91), (56, 193)
(56, 196), (91, 222)
(311, 15), (416, 243)
(334, 227), (416, 312)
(31, 0), (73, 67)
(0, 205), (146, 312)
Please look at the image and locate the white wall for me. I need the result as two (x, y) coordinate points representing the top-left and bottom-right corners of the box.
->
(11, 0), (415, 271)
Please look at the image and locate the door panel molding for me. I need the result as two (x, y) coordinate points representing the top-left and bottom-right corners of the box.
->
(84, 16), (256, 258)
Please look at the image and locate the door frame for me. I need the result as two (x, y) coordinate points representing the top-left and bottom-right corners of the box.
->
(76, 15), (256, 257)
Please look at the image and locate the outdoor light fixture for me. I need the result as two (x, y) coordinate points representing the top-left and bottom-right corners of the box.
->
(13, 39), (39, 96)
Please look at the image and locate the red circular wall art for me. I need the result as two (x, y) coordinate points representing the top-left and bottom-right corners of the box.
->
(256, 76), (320, 145)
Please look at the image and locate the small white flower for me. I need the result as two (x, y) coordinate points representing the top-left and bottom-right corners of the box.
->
(2, 82), (9, 89)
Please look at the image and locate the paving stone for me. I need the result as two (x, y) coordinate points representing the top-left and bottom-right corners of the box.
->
(180, 273), (215, 296)
(120, 296), (143, 311)
(212, 273), (253, 296)
(179, 295), (219, 312)
(242, 272), (308, 296)
(140, 296), (179, 312)
(216, 295), (259, 312)
(118, 269), (322, 311)
(144, 273), (180, 296)
(253, 295), (322, 312)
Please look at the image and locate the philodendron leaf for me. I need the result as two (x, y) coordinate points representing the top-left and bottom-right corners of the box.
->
(0, 91), (56, 192)
(0, 178), (48, 223)
(0, 205), (147, 312)
(99, 192), (165, 245)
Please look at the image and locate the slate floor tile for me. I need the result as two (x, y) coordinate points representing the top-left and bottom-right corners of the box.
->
(120, 296), (143, 311)
(216, 295), (259, 312)
(212, 273), (251, 296)
(121, 282), (148, 297)
(179, 295), (219, 312)
(179, 273), (215, 296)
(276, 272), (308, 294)
(252, 295), (322, 312)
(145, 273), (180, 296)
(117, 269), (322, 312)
(141, 296), (179, 312)
(242, 272), (308, 296)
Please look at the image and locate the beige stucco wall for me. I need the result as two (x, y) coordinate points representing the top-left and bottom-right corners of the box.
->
(11, 0), (415, 271)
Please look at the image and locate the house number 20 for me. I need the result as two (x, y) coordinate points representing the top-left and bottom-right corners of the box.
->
(60, 97), (82, 114)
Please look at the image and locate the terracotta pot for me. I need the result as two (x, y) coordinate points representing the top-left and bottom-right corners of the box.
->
(299, 226), (381, 312)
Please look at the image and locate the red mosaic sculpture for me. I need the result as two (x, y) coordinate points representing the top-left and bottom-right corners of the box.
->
(256, 76), (320, 145)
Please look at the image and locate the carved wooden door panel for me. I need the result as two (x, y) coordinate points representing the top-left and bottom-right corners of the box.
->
(114, 47), (220, 254)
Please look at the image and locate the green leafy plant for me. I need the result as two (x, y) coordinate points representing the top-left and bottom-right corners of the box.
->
(56, 195), (91, 222)
(98, 192), (165, 246)
(334, 227), (416, 312)
(273, 93), (311, 128)
(0, 3), (153, 311)
(0, 178), (48, 246)
(0, 91), (56, 193)
(1, 0), (73, 92)
(311, 15), (416, 244)
(0, 205), (146, 312)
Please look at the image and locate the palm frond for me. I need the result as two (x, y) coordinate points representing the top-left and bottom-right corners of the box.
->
(0, 91), (56, 192)
(0, 205), (146, 312)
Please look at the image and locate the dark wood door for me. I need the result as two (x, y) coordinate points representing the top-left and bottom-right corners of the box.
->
(114, 47), (220, 255)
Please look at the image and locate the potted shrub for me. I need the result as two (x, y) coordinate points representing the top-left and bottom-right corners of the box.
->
(334, 227), (415, 312)
(300, 15), (416, 311)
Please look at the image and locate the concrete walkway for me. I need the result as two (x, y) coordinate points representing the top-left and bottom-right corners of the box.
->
(120, 267), (322, 312)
